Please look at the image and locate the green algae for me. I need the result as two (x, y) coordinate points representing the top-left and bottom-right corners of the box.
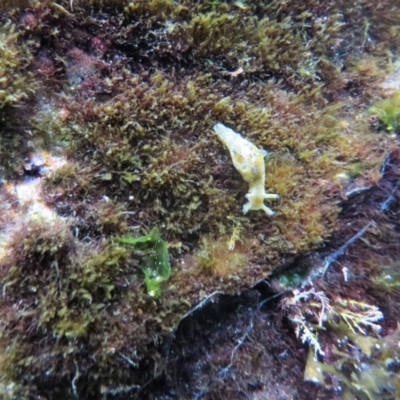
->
(0, 0), (399, 398)
(277, 270), (307, 289)
(370, 91), (400, 133)
(0, 20), (37, 177)
(373, 269), (400, 291)
(0, 22), (33, 108)
(114, 228), (171, 297)
(304, 321), (400, 399)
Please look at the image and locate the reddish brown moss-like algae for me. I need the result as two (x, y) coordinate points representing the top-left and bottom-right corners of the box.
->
(0, 0), (400, 398)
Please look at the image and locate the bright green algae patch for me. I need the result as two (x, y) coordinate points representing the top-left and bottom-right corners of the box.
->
(0, 0), (399, 398)
(114, 228), (171, 297)
(370, 91), (400, 133)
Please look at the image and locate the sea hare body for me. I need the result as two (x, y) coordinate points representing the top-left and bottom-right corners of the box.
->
(213, 123), (279, 216)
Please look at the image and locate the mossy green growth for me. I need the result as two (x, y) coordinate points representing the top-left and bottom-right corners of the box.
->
(115, 228), (171, 297)
(0, 214), (149, 397)
(196, 233), (248, 277)
(370, 91), (400, 133)
(0, 21), (37, 177)
(373, 271), (400, 291)
(0, 0), (399, 397)
(277, 270), (307, 288)
(0, 22), (35, 109)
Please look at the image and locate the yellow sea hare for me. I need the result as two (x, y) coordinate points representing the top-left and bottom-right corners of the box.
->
(213, 123), (279, 216)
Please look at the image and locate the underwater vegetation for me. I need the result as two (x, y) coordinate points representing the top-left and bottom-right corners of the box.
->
(0, 0), (400, 398)
(370, 91), (400, 133)
(0, 20), (37, 177)
(114, 228), (171, 297)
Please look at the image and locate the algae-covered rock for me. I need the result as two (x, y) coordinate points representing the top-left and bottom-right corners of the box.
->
(0, 0), (399, 398)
